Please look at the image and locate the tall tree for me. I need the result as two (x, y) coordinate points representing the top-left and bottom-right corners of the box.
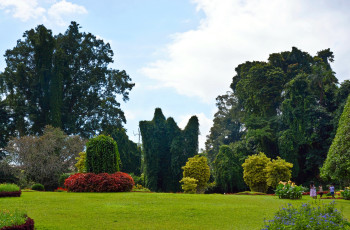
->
(139, 108), (199, 192)
(0, 22), (134, 139)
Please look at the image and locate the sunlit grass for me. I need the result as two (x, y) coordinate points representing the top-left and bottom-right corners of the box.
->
(1, 192), (350, 229)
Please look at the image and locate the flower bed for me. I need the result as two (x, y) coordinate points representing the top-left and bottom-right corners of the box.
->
(64, 172), (134, 192)
(0, 217), (34, 230)
(0, 191), (21, 198)
(0, 184), (21, 198)
(275, 181), (305, 199)
(0, 210), (34, 230)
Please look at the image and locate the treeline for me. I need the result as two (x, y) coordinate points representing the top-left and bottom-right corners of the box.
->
(206, 47), (350, 192)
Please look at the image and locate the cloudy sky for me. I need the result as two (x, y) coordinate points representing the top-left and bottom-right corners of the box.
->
(0, 0), (349, 150)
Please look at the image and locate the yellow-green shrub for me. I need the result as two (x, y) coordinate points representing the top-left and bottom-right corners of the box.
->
(75, 152), (86, 173)
(264, 157), (293, 189)
(180, 177), (198, 194)
(182, 155), (210, 193)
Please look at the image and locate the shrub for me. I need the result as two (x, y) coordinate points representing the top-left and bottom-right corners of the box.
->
(275, 181), (304, 199)
(341, 187), (350, 200)
(242, 152), (270, 193)
(58, 173), (71, 188)
(54, 187), (67, 192)
(262, 201), (350, 229)
(75, 152), (87, 173)
(132, 184), (151, 192)
(0, 209), (33, 229)
(182, 155), (210, 194)
(130, 173), (145, 187)
(0, 183), (20, 192)
(31, 183), (45, 191)
(180, 177), (198, 194)
(64, 172), (134, 192)
(264, 157), (293, 189)
(86, 135), (120, 174)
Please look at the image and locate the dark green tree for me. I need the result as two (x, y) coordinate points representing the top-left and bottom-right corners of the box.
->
(86, 134), (120, 174)
(139, 108), (199, 192)
(0, 22), (134, 139)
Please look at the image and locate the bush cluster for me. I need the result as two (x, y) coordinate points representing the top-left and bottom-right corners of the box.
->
(262, 201), (350, 229)
(0, 184), (20, 192)
(31, 184), (45, 191)
(275, 181), (304, 199)
(0, 209), (34, 230)
(341, 187), (350, 200)
(64, 172), (134, 192)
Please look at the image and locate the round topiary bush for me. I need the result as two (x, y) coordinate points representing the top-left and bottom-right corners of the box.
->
(64, 172), (134, 192)
(31, 183), (45, 191)
(86, 135), (120, 174)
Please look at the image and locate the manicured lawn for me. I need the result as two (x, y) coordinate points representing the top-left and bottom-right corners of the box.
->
(1, 192), (350, 229)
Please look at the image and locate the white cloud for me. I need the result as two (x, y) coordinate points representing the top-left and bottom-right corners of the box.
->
(47, 0), (87, 26)
(142, 0), (350, 103)
(0, 0), (87, 26)
(178, 112), (213, 151)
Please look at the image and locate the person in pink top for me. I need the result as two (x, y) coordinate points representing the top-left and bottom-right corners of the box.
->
(310, 181), (317, 199)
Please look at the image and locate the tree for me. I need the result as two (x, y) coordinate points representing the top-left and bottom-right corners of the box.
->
(6, 126), (85, 190)
(139, 108), (199, 192)
(321, 95), (350, 185)
(213, 145), (245, 193)
(264, 157), (293, 189)
(182, 155), (210, 194)
(0, 22), (134, 138)
(86, 135), (120, 174)
(242, 152), (270, 193)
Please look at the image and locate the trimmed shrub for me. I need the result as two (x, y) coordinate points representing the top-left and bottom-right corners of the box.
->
(0, 210), (34, 230)
(180, 177), (198, 194)
(264, 157), (293, 189)
(0, 184), (20, 192)
(86, 135), (120, 174)
(31, 184), (44, 191)
(75, 152), (87, 173)
(64, 172), (134, 192)
(0, 191), (21, 197)
(182, 155), (210, 194)
(58, 173), (71, 188)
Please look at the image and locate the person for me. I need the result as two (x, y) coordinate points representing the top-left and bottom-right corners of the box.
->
(310, 182), (317, 199)
(329, 184), (335, 199)
(318, 185), (323, 198)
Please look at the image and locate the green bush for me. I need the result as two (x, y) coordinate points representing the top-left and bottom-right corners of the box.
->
(0, 183), (20, 192)
(75, 152), (87, 173)
(180, 177), (198, 194)
(31, 183), (45, 191)
(58, 173), (71, 188)
(0, 209), (27, 228)
(86, 135), (120, 174)
(262, 201), (350, 229)
(130, 173), (145, 187)
(182, 155), (210, 194)
(275, 181), (304, 199)
(341, 187), (350, 200)
(264, 157), (293, 189)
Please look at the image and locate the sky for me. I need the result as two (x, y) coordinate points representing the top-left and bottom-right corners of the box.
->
(0, 0), (349, 151)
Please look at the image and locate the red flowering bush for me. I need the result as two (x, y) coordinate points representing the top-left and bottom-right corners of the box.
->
(64, 172), (134, 192)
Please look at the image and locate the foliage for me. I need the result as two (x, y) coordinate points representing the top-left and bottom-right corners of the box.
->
(0, 184), (20, 192)
(182, 155), (210, 193)
(5, 126), (85, 190)
(265, 157), (293, 189)
(58, 173), (71, 188)
(130, 173), (145, 187)
(262, 202), (350, 229)
(275, 181), (305, 199)
(0, 22), (134, 140)
(341, 187), (350, 200)
(213, 145), (246, 193)
(242, 152), (270, 193)
(0, 161), (19, 184)
(54, 187), (68, 192)
(75, 152), (86, 173)
(139, 108), (199, 192)
(31, 184), (45, 191)
(64, 172), (134, 192)
(132, 184), (150, 192)
(180, 177), (198, 194)
(321, 95), (350, 185)
(86, 135), (120, 174)
(0, 209), (27, 229)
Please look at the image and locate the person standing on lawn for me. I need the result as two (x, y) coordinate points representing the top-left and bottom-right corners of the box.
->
(318, 185), (323, 198)
(329, 184), (335, 199)
(310, 181), (317, 199)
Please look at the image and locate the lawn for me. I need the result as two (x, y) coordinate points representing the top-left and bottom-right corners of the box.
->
(1, 192), (350, 230)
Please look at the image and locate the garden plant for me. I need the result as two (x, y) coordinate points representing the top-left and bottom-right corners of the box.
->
(0, 183), (21, 197)
(275, 181), (304, 199)
(0, 209), (34, 229)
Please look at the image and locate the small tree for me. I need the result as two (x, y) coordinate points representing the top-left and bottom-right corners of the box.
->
(265, 157), (293, 189)
(321, 95), (350, 185)
(242, 152), (270, 193)
(180, 177), (198, 194)
(182, 155), (210, 193)
(86, 135), (120, 174)
(75, 152), (86, 173)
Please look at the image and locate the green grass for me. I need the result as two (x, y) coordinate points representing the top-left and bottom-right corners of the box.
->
(1, 192), (350, 230)
(0, 183), (20, 192)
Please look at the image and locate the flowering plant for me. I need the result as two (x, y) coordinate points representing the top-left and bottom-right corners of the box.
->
(0, 209), (34, 229)
(54, 187), (68, 192)
(275, 181), (305, 199)
(262, 201), (350, 229)
(341, 187), (350, 200)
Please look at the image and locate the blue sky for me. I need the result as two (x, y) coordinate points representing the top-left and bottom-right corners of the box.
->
(0, 0), (349, 150)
